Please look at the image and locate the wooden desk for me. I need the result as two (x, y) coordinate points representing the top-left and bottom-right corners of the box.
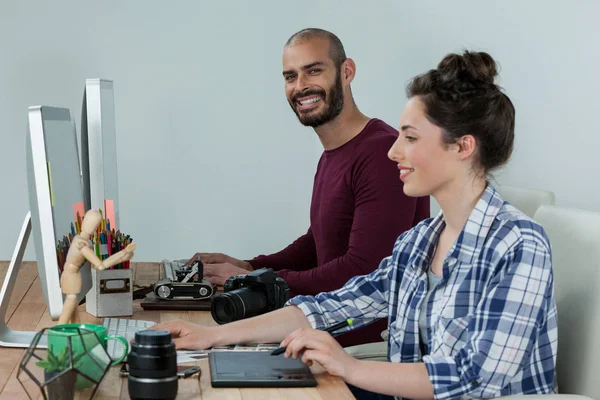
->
(0, 261), (354, 399)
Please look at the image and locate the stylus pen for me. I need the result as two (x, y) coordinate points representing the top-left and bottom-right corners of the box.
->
(270, 318), (354, 356)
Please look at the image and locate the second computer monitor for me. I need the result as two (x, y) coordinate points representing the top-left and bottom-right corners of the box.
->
(81, 78), (120, 229)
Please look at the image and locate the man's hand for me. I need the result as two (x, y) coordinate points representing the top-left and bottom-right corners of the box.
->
(204, 263), (251, 286)
(186, 252), (253, 271)
(148, 319), (218, 350)
(280, 328), (360, 380)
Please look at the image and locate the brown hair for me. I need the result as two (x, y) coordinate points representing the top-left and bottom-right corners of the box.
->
(407, 51), (515, 175)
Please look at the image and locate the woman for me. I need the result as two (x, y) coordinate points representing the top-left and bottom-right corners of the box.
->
(150, 51), (557, 399)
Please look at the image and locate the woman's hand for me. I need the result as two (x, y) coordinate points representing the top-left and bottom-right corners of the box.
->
(280, 328), (360, 380)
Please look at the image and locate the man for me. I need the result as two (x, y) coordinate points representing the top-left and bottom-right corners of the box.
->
(186, 28), (429, 347)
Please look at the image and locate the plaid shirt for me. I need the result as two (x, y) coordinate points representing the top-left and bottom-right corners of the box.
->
(288, 185), (558, 399)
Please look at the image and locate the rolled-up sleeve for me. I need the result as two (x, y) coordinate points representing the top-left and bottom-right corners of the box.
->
(286, 255), (394, 335)
(423, 238), (554, 399)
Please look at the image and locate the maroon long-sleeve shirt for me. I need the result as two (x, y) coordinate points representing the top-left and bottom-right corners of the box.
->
(249, 118), (430, 347)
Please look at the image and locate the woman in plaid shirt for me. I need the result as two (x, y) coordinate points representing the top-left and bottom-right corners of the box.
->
(151, 51), (557, 399)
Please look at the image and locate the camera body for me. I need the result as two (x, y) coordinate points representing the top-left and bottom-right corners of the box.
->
(222, 268), (290, 307)
(211, 268), (290, 324)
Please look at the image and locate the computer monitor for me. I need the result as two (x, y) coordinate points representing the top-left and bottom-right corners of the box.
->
(81, 79), (120, 230)
(0, 106), (91, 347)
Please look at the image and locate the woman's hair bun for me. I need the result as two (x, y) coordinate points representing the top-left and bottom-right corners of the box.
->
(437, 50), (498, 87)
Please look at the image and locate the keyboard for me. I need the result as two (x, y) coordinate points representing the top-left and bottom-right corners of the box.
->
(102, 317), (156, 361)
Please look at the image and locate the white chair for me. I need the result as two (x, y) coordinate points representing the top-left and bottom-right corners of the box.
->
(525, 205), (600, 399)
(344, 331), (388, 362)
(496, 185), (555, 218)
(461, 205), (599, 400)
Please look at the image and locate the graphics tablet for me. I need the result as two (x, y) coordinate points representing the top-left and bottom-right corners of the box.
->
(208, 351), (317, 388)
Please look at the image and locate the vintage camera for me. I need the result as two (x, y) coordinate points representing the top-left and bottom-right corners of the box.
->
(154, 259), (216, 301)
(211, 268), (290, 324)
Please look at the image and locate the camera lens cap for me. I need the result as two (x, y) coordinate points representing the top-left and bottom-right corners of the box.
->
(134, 330), (172, 346)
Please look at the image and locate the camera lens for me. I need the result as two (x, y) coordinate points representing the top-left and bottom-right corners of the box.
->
(211, 286), (267, 324)
(128, 330), (177, 400)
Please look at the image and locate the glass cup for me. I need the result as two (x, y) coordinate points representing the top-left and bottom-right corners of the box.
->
(48, 323), (128, 389)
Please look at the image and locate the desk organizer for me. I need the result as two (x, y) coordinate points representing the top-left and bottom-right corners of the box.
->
(86, 268), (133, 317)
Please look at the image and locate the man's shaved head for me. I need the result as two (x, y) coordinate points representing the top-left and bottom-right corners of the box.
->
(285, 28), (347, 69)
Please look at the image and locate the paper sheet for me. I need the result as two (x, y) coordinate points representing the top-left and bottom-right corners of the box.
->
(47, 162), (56, 206)
(104, 199), (116, 228)
(73, 201), (85, 227)
(177, 350), (209, 364)
(176, 344), (280, 364)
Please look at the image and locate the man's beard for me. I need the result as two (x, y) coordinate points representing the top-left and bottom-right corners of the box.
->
(288, 73), (344, 127)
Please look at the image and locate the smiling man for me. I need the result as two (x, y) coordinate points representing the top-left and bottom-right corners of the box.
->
(187, 28), (429, 347)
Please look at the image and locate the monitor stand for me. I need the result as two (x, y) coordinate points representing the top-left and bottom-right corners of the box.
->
(0, 212), (47, 348)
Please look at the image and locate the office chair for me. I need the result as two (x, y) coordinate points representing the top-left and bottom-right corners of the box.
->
(519, 205), (599, 399)
(496, 185), (555, 218)
(499, 205), (600, 400)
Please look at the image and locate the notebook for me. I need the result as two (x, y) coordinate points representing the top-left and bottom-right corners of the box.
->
(208, 350), (317, 388)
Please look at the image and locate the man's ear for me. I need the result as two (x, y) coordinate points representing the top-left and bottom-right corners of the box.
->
(456, 135), (477, 161)
(342, 58), (356, 84)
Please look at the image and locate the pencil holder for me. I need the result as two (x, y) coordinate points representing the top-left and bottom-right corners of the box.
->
(86, 268), (133, 317)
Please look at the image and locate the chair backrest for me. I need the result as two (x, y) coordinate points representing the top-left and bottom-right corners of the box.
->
(533, 205), (600, 399)
(497, 185), (555, 218)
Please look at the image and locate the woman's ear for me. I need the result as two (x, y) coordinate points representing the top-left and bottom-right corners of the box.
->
(456, 135), (477, 161)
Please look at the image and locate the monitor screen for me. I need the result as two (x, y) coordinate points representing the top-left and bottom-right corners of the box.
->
(26, 106), (91, 319)
(45, 118), (86, 266)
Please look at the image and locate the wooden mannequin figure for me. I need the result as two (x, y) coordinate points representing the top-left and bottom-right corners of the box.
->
(58, 209), (136, 324)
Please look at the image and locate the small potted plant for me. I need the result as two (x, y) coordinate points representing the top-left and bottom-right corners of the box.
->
(36, 346), (77, 400)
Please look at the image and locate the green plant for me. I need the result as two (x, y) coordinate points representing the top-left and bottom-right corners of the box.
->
(36, 346), (73, 374)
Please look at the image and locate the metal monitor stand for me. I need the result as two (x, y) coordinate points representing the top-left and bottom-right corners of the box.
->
(0, 212), (47, 348)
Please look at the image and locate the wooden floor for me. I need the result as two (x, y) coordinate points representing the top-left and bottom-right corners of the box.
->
(0, 261), (354, 399)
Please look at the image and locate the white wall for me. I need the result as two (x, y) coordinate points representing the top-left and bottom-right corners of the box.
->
(1, 1), (599, 261)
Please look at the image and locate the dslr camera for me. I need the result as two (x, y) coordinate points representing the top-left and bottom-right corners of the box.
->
(211, 268), (290, 324)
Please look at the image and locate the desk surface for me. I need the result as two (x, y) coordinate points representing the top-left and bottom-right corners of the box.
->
(0, 261), (354, 399)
